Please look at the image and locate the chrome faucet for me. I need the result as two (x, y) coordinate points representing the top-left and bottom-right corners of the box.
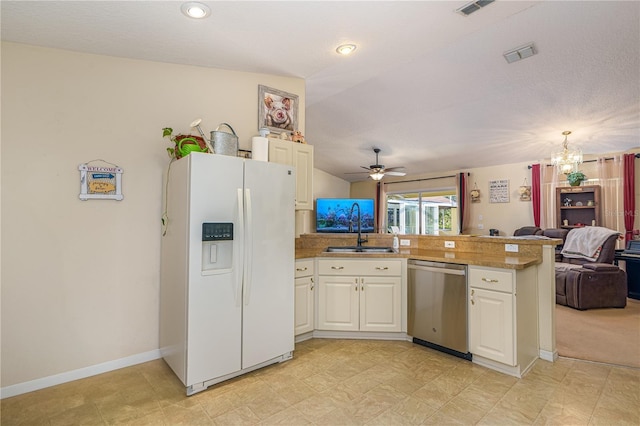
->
(349, 202), (368, 247)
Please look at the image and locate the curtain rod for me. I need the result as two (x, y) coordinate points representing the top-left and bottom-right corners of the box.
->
(383, 174), (458, 185)
(527, 153), (639, 169)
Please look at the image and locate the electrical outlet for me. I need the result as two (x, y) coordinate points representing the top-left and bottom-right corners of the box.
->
(477, 224), (484, 229)
(505, 244), (519, 253)
(479, 215), (483, 221)
(400, 239), (411, 246)
(444, 241), (455, 248)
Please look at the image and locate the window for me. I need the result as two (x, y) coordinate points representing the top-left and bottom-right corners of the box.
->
(386, 190), (458, 235)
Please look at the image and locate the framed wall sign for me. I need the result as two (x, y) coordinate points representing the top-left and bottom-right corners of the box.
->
(79, 161), (123, 201)
(489, 179), (509, 203)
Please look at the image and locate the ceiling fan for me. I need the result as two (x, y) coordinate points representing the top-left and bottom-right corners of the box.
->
(348, 148), (407, 180)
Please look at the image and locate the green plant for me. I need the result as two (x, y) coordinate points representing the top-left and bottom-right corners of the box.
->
(162, 127), (207, 160)
(566, 171), (587, 186)
(162, 127), (178, 159)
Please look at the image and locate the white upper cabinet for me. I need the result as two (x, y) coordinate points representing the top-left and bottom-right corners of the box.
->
(268, 139), (314, 210)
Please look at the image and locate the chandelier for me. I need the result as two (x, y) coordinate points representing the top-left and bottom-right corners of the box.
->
(551, 131), (582, 174)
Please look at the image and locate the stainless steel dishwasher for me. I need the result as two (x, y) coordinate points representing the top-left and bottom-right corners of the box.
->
(408, 260), (471, 360)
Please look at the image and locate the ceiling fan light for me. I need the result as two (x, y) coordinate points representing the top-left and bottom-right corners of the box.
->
(370, 172), (384, 181)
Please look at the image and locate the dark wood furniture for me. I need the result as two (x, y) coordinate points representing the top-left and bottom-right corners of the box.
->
(556, 185), (601, 229)
(615, 243), (640, 300)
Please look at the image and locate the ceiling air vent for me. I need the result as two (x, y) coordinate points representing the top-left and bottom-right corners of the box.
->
(457, 0), (495, 16)
(503, 43), (537, 64)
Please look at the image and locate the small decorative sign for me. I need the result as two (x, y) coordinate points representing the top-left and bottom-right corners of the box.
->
(470, 182), (481, 203)
(489, 179), (509, 203)
(79, 160), (123, 201)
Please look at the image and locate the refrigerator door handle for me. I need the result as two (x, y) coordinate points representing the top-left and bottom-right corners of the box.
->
(243, 188), (253, 306)
(234, 188), (244, 307)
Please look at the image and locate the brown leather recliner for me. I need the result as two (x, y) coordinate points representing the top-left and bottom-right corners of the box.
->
(513, 226), (542, 236)
(565, 264), (627, 310)
(544, 228), (627, 310)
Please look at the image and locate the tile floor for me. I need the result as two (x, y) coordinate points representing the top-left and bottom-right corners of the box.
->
(1, 339), (638, 425)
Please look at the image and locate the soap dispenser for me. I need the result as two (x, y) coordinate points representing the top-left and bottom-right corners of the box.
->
(391, 226), (400, 249)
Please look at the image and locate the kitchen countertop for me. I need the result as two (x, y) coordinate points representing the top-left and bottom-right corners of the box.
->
(295, 233), (560, 270)
(296, 247), (540, 269)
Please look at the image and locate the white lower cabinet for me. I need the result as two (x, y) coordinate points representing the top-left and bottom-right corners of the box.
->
(469, 286), (515, 365)
(294, 259), (314, 336)
(317, 259), (402, 332)
(468, 265), (538, 377)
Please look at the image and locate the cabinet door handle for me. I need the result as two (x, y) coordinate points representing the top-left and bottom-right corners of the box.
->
(310, 277), (314, 291)
(361, 278), (364, 291)
(331, 266), (344, 270)
(470, 288), (475, 305)
(481, 278), (499, 283)
(296, 266), (307, 272)
(375, 266), (389, 270)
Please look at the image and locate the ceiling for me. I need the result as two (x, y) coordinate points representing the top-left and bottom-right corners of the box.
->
(2, 1), (639, 182)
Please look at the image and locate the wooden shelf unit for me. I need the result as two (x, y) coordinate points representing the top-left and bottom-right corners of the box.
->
(556, 185), (601, 228)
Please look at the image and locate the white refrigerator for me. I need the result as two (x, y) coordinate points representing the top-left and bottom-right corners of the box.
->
(160, 152), (295, 395)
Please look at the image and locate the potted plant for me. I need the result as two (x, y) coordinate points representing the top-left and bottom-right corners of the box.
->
(162, 127), (208, 160)
(567, 171), (587, 186)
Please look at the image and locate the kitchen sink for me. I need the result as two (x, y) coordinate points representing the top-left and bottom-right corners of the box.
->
(325, 246), (397, 253)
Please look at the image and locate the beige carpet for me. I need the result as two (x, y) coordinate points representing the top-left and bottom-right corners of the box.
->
(556, 298), (640, 368)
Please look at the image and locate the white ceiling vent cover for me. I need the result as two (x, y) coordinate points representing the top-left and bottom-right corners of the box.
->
(503, 43), (537, 64)
(457, 0), (495, 16)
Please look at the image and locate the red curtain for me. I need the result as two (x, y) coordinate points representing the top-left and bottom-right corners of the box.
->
(623, 154), (636, 243)
(458, 172), (469, 234)
(531, 164), (541, 227)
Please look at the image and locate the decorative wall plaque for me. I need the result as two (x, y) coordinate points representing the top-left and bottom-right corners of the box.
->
(79, 160), (123, 201)
(489, 179), (509, 203)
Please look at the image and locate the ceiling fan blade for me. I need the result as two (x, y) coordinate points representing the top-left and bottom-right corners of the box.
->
(360, 166), (373, 171)
(385, 171), (406, 176)
(384, 166), (406, 172)
(344, 171), (370, 175)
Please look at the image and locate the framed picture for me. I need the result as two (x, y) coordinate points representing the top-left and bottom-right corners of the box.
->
(519, 185), (532, 201)
(258, 85), (298, 134)
(489, 179), (510, 203)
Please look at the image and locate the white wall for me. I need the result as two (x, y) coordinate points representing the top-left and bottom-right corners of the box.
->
(314, 168), (351, 199)
(466, 162), (534, 236)
(0, 42), (305, 389)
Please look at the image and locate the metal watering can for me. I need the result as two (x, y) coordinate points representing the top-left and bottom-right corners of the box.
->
(190, 119), (238, 156)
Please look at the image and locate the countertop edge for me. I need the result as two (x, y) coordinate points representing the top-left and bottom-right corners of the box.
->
(296, 249), (540, 270)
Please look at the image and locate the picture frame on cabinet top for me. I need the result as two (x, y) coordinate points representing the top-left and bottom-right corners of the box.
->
(258, 85), (299, 134)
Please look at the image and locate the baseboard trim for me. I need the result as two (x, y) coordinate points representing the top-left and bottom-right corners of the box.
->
(1, 349), (162, 399)
(539, 349), (559, 362)
(312, 330), (408, 341)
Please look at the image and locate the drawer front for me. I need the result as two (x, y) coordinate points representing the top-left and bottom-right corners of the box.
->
(469, 266), (514, 293)
(295, 259), (314, 278)
(318, 259), (401, 276)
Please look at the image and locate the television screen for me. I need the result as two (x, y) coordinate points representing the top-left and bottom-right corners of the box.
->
(316, 198), (375, 233)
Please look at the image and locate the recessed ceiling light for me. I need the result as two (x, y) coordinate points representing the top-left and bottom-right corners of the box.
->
(181, 2), (211, 19)
(336, 44), (357, 56)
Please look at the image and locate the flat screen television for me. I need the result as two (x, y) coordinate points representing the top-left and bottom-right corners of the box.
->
(316, 198), (375, 233)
